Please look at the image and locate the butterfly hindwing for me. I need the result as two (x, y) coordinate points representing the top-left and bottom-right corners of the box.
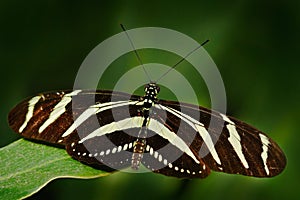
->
(142, 134), (210, 178)
(65, 130), (138, 171)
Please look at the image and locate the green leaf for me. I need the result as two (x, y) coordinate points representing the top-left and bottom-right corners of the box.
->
(0, 139), (110, 199)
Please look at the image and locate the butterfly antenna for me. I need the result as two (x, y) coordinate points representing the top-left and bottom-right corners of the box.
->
(120, 24), (152, 82)
(155, 39), (209, 83)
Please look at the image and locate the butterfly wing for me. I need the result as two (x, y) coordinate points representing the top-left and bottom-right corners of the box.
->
(154, 99), (286, 177)
(8, 90), (286, 178)
(8, 90), (140, 145)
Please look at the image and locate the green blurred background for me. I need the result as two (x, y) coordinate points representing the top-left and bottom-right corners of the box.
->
(1, 0), (299, 199)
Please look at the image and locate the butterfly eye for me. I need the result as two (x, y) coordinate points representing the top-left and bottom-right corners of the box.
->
(156, 86), (160, 93)
(144, 84), (150, 92)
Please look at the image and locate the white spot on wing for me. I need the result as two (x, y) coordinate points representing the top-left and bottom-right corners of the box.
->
(158, 154), (162, 162)
(259, 133), (270, 175)
(117, 145), (122, 152)
(146, 145), (150, 152)
(19, 96), (41, 133)
(163, 159), (168, 165)
(112, 147), (117, 154)
(149, 147), (154, 155)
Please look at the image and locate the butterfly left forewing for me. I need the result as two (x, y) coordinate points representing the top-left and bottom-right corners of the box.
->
(8, 90), (78, 145)
(8, 90), (140, 145)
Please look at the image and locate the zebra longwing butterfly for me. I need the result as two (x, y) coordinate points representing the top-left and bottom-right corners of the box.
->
(7, 25), (286, 178)
(8, 83), (286, 178)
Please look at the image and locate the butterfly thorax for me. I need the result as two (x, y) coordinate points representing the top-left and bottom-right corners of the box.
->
(142, 83), (160, 109)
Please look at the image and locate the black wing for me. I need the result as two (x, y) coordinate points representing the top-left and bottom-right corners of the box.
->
(8, 90), (286, 178)
(8, 90), (140, 145)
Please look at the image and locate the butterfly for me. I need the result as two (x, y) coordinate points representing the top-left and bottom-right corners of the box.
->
(7, 25), (286, 179)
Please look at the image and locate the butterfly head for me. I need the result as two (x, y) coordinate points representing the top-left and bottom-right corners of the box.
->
(143, 83), (160, 108)
(144, 83), (160, 96)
